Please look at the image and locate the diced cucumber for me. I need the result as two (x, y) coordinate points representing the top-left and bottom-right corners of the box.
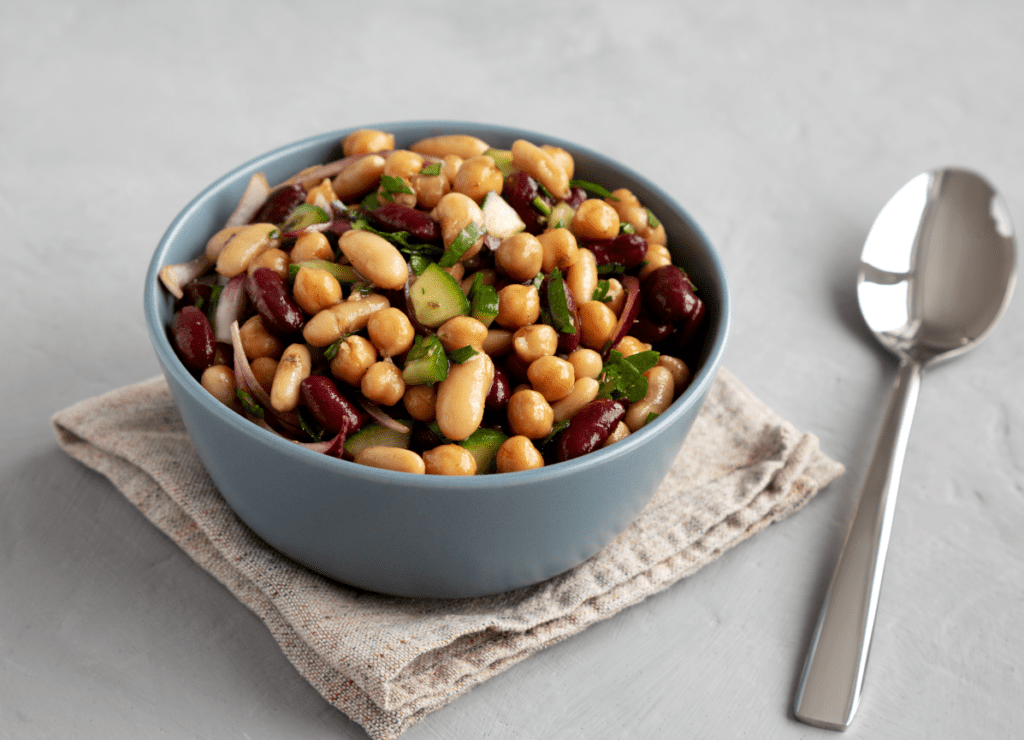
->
(290, 259), (361, 284)
(547, 201), (576, 230)
(458, 428), (509, 475)
(483, 148), (516, 177)
(467, 272), (499, 327)
(402, 334), (449, 384)
(481, 190), (525, 239)
(408, 261), (470, 329)
(282, 203), (330, 232)
(344, 421), (413, 459)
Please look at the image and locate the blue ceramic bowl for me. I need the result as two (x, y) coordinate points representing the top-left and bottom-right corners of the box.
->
(144, 121), (731, 598)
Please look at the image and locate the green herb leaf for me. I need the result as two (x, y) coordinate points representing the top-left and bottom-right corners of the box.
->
(448, 345), (479, 364)
(568, 179), (619, 201)
(598, 350), (661, 403)
(380, 174), (414, 196)
(597, 263), (626, 277)
(644, 411), (660, 427)
(438, 221), (482, 268)
(541, 419), (570, 448)
(409, 253), (431, 276)
(646, 208), (661, 229)
(205, 284), (222, 323)
(323, 334), (349, 361)
(592, 280), (611, 303)
(236, 388), (265, 419)
(419, 162), (442, 176)
(298, 407), (324, 442)
(545, 269), (577, 335)
(361, 192), (381, 211)
(531, 195), (552, 217)
(619, 222), (635, 234)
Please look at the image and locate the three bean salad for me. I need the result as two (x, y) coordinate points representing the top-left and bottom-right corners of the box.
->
(160, 129), (707, 475)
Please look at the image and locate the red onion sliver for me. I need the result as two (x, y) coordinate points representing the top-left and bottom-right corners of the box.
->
(159, 253), (214, 300)
(229, 321), (303, 434)
(602, 274), (641, 358)
(224, 172), (271, 228)
(213, 274), (248, 344)
(358, 398), (411, 433)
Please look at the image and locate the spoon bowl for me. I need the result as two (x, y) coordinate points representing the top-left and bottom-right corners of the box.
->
(794, 168), (1016, 730)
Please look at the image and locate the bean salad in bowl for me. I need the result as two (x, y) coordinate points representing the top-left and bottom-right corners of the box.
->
(160, 128), (709, 477)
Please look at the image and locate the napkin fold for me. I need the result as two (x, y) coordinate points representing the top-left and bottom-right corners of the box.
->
(52, 367), (843, 740)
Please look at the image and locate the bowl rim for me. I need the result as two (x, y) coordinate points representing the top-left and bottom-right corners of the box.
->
(144, 120), (732, 491)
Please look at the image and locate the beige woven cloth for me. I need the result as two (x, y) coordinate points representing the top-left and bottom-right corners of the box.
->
(52, 367), (843, 740)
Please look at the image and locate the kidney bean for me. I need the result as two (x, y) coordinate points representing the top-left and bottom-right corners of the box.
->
(504, 171), (550, 235)
(587, 233), (647, 269)
(641, 265), (701, 323)
(252, 183), (305, 226)
(485, 365), (512, 410)
(554, 398), (626, 462)
(631, 308), (676, 344)
(300, 375), (366, 436)
(565, 186), (588, 209)
(175, 280), (214, 312)
(246, 267), (305, 336)
(371, 201), (442, 243)
(171, 305), (216, 371)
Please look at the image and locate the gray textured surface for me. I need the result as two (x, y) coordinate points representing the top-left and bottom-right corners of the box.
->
(3, 1), (1022, 738)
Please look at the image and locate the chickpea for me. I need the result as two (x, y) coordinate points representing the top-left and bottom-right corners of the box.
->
(329, 335), (378, 386)
(249, 356), (278, 394)
(571, 199), (620, 241)
(613, 335), (652, 357)
(249, 247), (290, 279)
(403, 384), (436, 422)
(639, 243), (673, 279)
(526, 355), (575, 402)
(495, 232), (544, 282)
(495, 436), (545, 473)
(495, 284), (541, 329)
(537, 228), (579, 274)
(412, 167), (450, 210)
(366, 307), (415, 357)
(342, 128), (395, 156)
(432, 192), (485, 262)
(567, 348), (604, 380)
(452, 154), (503, 203)
(200, 364), (241, 412)
(578, 300), (618, 350)
(607, 188), (667, 245)
(383, 149), (425, 179)
(291, 231), (333, 263)
(437, 315), (488, 352)
(293, 266), (342, 315)
(305, 178), (337, 209)
(423, 444), (477, 476)
(361, 360), (406, 407)
(507, 389), (554, 439)
(512, 324), (559, 364)
(238, 315), (283, 360)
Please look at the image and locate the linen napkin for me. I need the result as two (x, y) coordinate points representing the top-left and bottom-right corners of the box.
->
(52, 367), (843, 740)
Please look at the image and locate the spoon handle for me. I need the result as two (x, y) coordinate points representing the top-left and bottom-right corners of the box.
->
(794, 358), (922, 730)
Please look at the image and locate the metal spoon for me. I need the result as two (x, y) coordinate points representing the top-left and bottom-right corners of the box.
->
(793, 168), (1017, 730)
